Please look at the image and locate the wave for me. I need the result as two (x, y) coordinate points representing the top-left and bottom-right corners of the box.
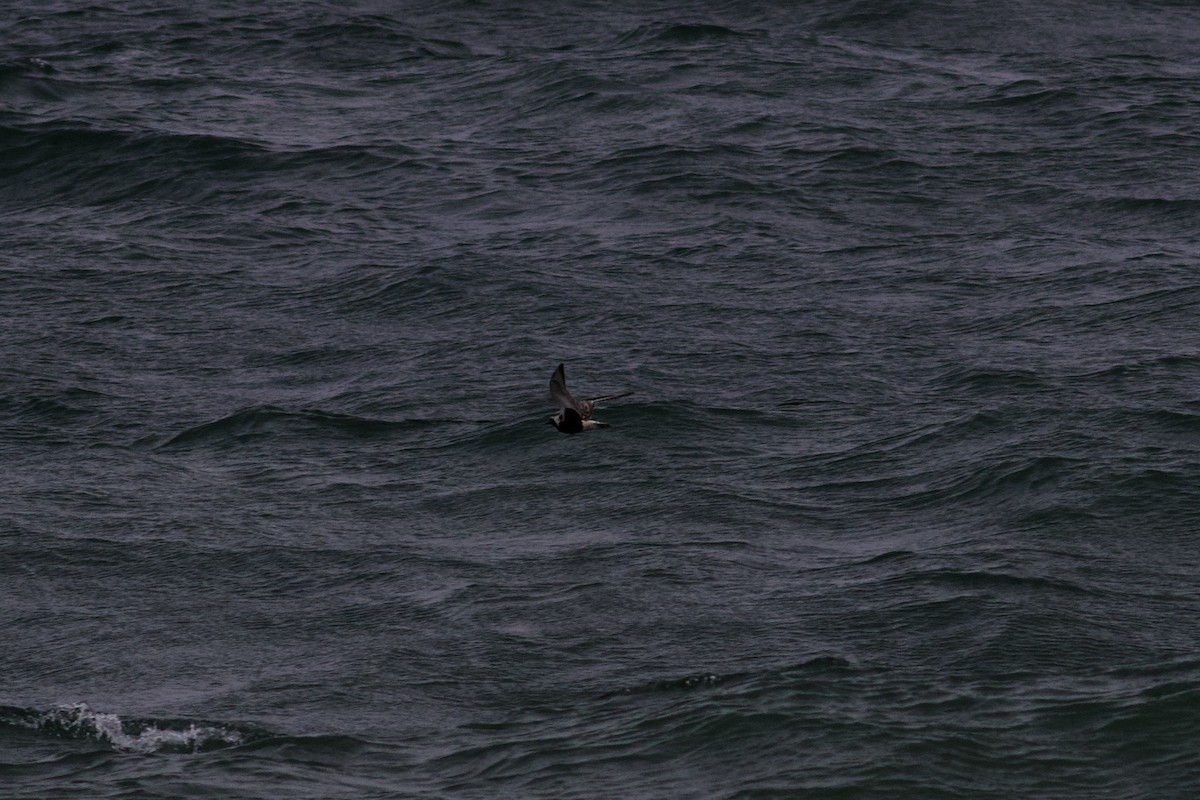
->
(0, 57), (55, 78)
(631, 398), (802, 434)
(932, 365), (1051, 396)
(1088, 196), (1200, 215)
(0, 57), (58, 96)
(0, 390), (106, 425)
(965, 80), (1082, 112)
(0, 57), (64, 107)
(320, 264), (470, 315)
(0, 121), (264, 208)
(611, 655), (856, 698)
(293, 15), (478, 64)
(0, 703), (273, 754)
(0, 121), (262, 170)
(157, 395), (675, 456)
(155, 405), (446, 449)
(615, 23), (758, 48)
(0, 119), (418, 210)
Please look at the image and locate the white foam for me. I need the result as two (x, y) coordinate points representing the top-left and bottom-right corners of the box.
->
(40, 703), (244, 754)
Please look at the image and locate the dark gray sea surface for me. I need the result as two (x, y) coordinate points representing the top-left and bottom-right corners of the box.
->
(3, 1), (1200, 797)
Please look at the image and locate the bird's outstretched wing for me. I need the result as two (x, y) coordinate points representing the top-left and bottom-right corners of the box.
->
(578, 392), (632, 418)
(550, 363), (633, 421)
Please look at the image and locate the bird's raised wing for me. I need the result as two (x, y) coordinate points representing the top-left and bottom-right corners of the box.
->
(549, 363), (582, 413)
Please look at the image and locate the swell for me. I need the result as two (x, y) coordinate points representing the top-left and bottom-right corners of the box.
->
(580, 142), (789, 202)
(0, 389), (108, 425)
(291, 14), (481, 65)
(155, 405), (462, 450)
(425, 655), (1200, 798)
(0, 121), (417, 207)
(770, 394), (1200, 528)
(613, 22), (761, 51)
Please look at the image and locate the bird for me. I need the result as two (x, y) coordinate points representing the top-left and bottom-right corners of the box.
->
(547, 363), (632, 433)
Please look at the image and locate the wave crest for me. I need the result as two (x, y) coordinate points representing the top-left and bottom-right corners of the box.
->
(0, 703), (271, 754)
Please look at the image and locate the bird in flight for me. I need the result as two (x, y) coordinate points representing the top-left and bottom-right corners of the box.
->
(548, 363), (632, 433)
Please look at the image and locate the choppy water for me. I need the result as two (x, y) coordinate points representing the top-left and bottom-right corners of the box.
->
(4, 1), (1200, 797)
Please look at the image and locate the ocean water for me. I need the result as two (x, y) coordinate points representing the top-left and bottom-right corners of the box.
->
(3, 1), (1200, 797)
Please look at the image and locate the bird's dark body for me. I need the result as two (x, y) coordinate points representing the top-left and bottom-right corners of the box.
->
(557, 408), (584, 434)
